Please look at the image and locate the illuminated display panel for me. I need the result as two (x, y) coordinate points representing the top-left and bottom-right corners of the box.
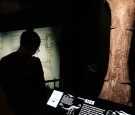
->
(0, 26), (61, 88)
(46, 90), (135, 115)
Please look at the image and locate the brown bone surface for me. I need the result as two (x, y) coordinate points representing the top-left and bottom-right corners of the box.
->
(99, 0), (135, 106)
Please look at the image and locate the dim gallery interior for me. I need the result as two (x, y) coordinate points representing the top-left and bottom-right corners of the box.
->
(0, 0), (135, 112)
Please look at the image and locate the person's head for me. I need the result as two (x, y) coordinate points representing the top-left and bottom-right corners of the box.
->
(19, 30), (40, 55)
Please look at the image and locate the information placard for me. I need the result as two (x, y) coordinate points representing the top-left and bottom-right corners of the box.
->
(47, 90), (135, 115)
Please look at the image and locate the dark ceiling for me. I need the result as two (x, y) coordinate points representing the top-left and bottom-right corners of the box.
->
(0, 0), (69, 31)
(0, 0), (64, 16)
(0, 0), (101, 32)
(0, 0), (34, 15)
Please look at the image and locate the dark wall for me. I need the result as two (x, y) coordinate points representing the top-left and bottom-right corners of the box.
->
(61, 0), (111, 98)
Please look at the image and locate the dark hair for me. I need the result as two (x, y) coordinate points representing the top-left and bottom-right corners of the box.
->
(20, 30), (41, 51)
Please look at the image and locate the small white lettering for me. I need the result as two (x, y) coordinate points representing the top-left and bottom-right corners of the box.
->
(84, 99), (95, 105)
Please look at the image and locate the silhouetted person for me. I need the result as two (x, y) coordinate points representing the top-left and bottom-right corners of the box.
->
(0, 30), (47, 115)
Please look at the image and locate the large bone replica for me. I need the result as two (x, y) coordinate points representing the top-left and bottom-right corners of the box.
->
(99, 0), (135, 106)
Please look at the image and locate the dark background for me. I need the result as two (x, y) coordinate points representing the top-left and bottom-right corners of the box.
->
(0, 0), (135, 106)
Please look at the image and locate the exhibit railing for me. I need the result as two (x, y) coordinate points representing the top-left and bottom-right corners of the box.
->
(45, 78), (63, 89)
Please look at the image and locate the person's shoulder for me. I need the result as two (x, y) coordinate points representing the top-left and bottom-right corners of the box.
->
(31, 56), (41, 63)
(31, 56), (42, 68)
(0, 52), (16, 61)
(32, 56), (40, 60)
